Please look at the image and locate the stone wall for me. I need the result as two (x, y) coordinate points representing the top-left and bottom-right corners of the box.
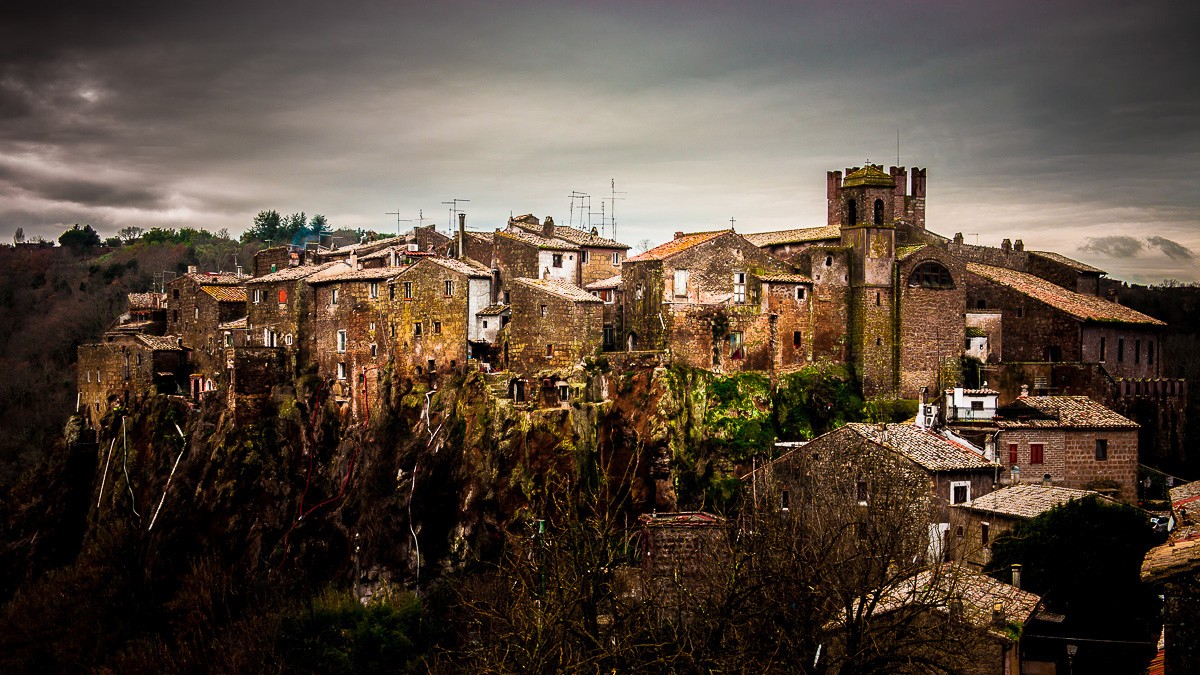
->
(253, 247), (292, 277)
(246, 276), (317, 375)
(165, 276), (246, 380)
(995, 428), (1137, 501)
(801, 246), (851, 364)
(505, 283), (602, 376)
(312, 279), (392, 418)
(965, 272), (1082, 363)
(897, 248), (967, 398)
(77, 337), (186, 427)
(763, 281), (812, 369)
(1081, 324), (1163, 380)
(580, 247), (624, 287)
(387, 262), (473, 385)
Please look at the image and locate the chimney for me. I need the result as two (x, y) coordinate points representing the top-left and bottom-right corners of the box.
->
(1001, 239), (1012, 253)
(1020, 383), (1029, 398)
(953, 232), (964, 245)
(1011, 564), (1022, 589)
(1014, 239), (1024, 252)
(349, 250), (358, 270)
(458, 212), (466, 260)
(542, 216), (555, 238)
(187, 265), (198, 274)
(674, 231), (685, 240)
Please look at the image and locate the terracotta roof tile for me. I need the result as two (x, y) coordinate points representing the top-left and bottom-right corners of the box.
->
(219, 316), (248, 330)
(476, 304), (510, 316)
(247, 261), (344, 284)
(201, 285), (247, 303)
(842, 164), (896, 188)
(871, 564), (1041, 642)
(182, 272), (243, 285)
(310, 266), (409, 283)
(1169, 481), (1200, 511)
(496, 228), (579, 251)
(996, 396), (1139, 430)
(743, 224), (841, 247)
(428, 256), (493, 278)
(126, 292), (162, 310)
(510, 277), (602, 303)
(136, 334), (185, 351)
(966, 263), (1164, 326)
(1029, 250), (1107, 275)
(626, 230), (730, 262)
(1142, 528), (1200, 583)
(550, 225), (629, 249)
(957, 484), (1103, 519)
(846, 423), (997, 472)
(756, 272), (812, 284)
(584, 274), (622, 290)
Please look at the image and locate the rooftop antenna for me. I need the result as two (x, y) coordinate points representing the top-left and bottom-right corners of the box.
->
(568, 191), (588, 228)
(606, 179), (626, 239)
(589, 202), (604, 232)
(441, 199), (470, 235)
(385, 210), (412, 238)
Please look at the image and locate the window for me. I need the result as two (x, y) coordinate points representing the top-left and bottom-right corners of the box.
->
(482, 320), (488, 329)
(369, 282), (378, 299)
(389, 284), (395, 300)
(1030, 443), (1044, 465)
(253, 289), (262, 304)
(908, 262), (954, 289)
(981, 522), (990, 547)
(540, 305), (548, 317)
(444, 280), (454, 296)
(781, 489), (790, 511)
(875, 291), (880, 306)
(793, 331), (802, 348)
(796, 287), (806, 301)
(730, 331), (744, 360)
(603, 326), (615, 346)
(276, 288), (286, 304)
(976, 299), (986, 309)
(370, 343), (378, 357)
(612, 252), (621, 266)
(546, 344), (554, 357)
(173, 289), (180, 300)
(824, 256), (833, 267)
(1099, 336), (1106, 362)
(194, 307), (199, 319)
(433, 320), (442, 335)
(856, 480), (868, 505)
(552, 253), (563, 268)
(733, 272), (746, 303)
(413, 322), (422, 337)
(951, 481), (971, 505)
(1095, 439), (1108, 461)
(331, 288), (339, 305)
(285, 334), (293, 346)
(873, 198), (884, 225)
(1008, 443), (1018, 465)
(336, 330), (347, 353)
(404, 282), (413, 300)
(1016, 306), (1023, 318)
(558, 383), (569, 402)
(601, 289), (614, 303)
(674, 269), (690, 297)
(971, 400), (984, 411)
(1118, 337), (1124, 362)
(847, 198), (857, 225)
(580, 250), (589, 264)
(1135, 339), (1141, 364)
(337, 362), (347, 380)
(369, 321), (376, 332)
(224, 332), (233, 347)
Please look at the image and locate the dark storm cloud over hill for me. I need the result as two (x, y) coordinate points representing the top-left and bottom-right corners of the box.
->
(1, 0), (1198, 281)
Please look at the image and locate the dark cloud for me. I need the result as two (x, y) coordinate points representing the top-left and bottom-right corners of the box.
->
(1079, 236), (1144, 258)
(1147, 236), (1194, 261)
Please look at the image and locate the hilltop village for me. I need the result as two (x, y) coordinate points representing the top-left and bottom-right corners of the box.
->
(70, 164), (1198, 671)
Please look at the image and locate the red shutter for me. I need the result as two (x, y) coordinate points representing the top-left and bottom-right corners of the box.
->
(1030, 443), (1044, 465)
(1008, 444), (1018, 465)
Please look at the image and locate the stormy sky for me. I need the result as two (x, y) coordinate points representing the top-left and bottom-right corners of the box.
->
(2, 0), (1198, 282)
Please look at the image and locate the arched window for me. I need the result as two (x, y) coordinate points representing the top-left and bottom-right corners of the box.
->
(847, 199), (857, 225)
(874, 199), (884, 225)
(908, 262), (954, 289)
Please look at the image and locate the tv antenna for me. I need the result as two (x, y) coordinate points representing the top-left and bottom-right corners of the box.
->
(385, 210), (412, 238)
(606, 179), (626, 239)
(568, 191), (588, 228)
(441, 199), (470, 234)
(589, 202), (605, 233)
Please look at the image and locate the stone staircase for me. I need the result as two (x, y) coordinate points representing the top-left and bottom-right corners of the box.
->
(482, 371), (510, 399)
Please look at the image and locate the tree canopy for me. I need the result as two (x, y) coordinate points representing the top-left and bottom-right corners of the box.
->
(58, 224), (102, 251)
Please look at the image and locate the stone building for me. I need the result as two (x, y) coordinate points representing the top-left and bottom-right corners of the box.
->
(503, 277), (603, 403)
(244, 261), (348, 375)
(310, 266), (405, 418)
(253, 246), (297, 277)
(1141, 528), (1200, 674)
(993, 395), (1140, 501)
(965, 262), (1165, 382)
(585, 274), (623, 352)
(949, 483), (1105, 569)
(164, 271), (247, 387)
(386, 256), (492, 384)
(493, 218), (580, 286)
(509, 217), (629, 287)
(619, 229), (795, 366)
(112, 292), (166, 335)
(748, 422), (999, 562)
(77, 333), (188, 426)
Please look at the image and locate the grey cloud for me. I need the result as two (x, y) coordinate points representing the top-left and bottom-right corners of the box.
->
(1147, 236), (1194, 261)
(1079, 236), (1144, 258)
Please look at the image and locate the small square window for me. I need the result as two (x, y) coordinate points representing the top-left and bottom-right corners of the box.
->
(540, 305), (548, 317)
(552, 253), (563, 268)
(337, 362), (347, 380)
(951, 481), (971, 505)
(970, 400), (984, 411)
(795, 287), (806, 301)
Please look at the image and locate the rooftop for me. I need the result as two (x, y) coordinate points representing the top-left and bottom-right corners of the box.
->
(756, 272), (812, 284)
(201, 285), (247, 303)
(626, 230), (730, 262)
(1170, 481), (1200, 511)
(181, 272), (243, 285)
(966, 262), (1165, 326)
(1141, 527), (1200, 584)
(218, 316), (248, 330)
(136, 334), (185, 351)
(742, 224), (841, 247)
(126, 292), (162, 310)
(846, 423), (997, 472)
(496, 228), (579, 251)
(585, 274), (622, 290)
(841, 164), (896, 188)
(476, 304), (509, 316)
(510, 277), (603, 303)
(427, 256), (492, 278)
(996, 396), (1139, 430)
(310, 266), (409, 283)
(881, 565), (1041, 642)
(246, 261), (345, 284)
(1029, 250), (1107, 275)
(549, 225), (629, 249)
(957, 484), (1102, 519)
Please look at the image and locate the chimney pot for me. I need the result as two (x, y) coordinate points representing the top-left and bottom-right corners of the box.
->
(1011, 563), (1022, 589)
(1014, 239), (1024, 252)
(674, 231), (685, 240)
(1001, 239), (1012, 253)
(992, 601), (1005, 626)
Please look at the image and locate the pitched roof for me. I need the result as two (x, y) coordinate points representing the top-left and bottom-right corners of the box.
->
(1029, 250), (1107, 275)
(743, 224), (841, 247)
(626, 230), (730, 262)
(585, 274), (622, 290)
(428, 256), (492, 278)
(896, 244), (928, 260)
(885, 565), (1041, 641)
(136, 334), (185, 351)
(246, 261), (344, 284)
(841, 164), (896, 188)
(496, 228), (579, 251)
(1170, 481), (1200, 511)
(957, 484), (1102, 519)
(756, 272), (812, 284)
(476, 304), (510, 316)
(510, 277), (603, 303)
(966, 263), (1164, 326)
(219, 316), (248, 330)
(126, 292), (162, 310)
(845, 423), (997, 472)
(201, 285), (247, 303)
(996, 396), (1139, 430)
(309, 266), (409, 283)
(1142, 529), (1200, 583)
(181, 272), (243, 285)
(317, 235), (404, 257)
(550, 225), (629, 249)
(358, 245), (405, 261)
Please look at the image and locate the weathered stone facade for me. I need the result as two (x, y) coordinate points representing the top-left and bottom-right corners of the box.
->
(504, 277), (602, 377)
(245, 262), (347, 376)
(164, 272), (247, 383)
(77, 333), (188, 426)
